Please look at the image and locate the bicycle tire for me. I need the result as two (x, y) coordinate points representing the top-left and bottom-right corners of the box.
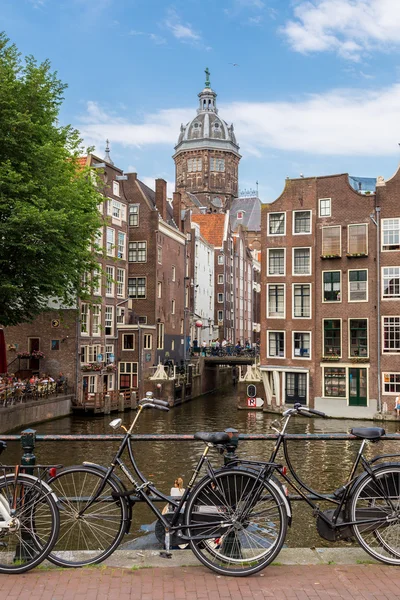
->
(184, 468), (287, 576)
(0, 473), (59, 574)
(48, 465), (130, 567)
(348, 464), (400, 565)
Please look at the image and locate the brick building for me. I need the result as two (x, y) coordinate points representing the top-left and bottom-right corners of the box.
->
(260, 173), (382, 418)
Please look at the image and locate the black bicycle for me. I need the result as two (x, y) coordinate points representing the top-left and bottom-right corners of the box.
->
(47, 394), (287, 576)
(231, 402), (400, 566)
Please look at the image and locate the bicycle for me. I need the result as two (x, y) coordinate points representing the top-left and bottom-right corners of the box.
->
(230, 402), (400, 566)
(47, 393), (288, 576)
(0, 440), (60, 574)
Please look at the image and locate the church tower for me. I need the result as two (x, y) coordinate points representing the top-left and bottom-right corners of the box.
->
(173, 69), (241, 212)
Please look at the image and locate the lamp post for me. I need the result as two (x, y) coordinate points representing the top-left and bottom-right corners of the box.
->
(370, 207), (381, 413)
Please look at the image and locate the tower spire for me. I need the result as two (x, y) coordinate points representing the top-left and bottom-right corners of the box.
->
(104, 139), (114, 165)
(205, 67), (210, 88)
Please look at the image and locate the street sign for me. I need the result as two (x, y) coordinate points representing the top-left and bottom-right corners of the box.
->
(247, 397), (264, 408)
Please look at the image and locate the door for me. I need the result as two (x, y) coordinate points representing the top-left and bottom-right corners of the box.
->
(349, 368), (367, 407)
(285, 372), (307, 405)
(28, 338), (40, 372)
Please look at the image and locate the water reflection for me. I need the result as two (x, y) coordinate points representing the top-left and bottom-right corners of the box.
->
(3, 388), (400, 548)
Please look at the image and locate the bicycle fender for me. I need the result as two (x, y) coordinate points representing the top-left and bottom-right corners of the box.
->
(348, 461), (400, 498)
(5, 473), (59, 504)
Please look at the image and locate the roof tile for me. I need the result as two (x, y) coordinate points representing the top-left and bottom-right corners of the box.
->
(191, 214), (226, 247)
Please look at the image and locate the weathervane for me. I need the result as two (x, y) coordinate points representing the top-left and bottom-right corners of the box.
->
(205, 67), (210, 88)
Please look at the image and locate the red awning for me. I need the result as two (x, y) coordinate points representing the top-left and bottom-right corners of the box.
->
(0, 329), (7, 375)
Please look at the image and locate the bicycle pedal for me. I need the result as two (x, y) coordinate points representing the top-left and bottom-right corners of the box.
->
(160, 551), (172, 559)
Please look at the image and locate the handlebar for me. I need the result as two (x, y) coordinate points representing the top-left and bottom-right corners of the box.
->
(283, 403), (326, 418)
(140, 402), (169, 412)
(151, 399), (170, 408)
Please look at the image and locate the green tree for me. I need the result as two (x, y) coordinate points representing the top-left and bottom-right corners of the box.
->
(0, 33), (103, 326)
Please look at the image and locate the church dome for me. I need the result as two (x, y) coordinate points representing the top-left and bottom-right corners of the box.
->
(174, 71), (240, 158)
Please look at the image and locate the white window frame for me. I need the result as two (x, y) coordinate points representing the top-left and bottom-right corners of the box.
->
(382, 372), (400, 395)
(105, 344), (114, 363)
(172, 265), (176, 282)
(158, 282), (162, 299)
(116, 306), (125, 325)
(117, 268), (125, 298)
(382, 316), (400, 354)
(144, 334), (152, 350)
(157, 323), (165, 350)
(292, 331), (312, 360)
(348, 318), (369, 359)
(322, 225), (341, 257)
(129, 241), (147, 263)
(292, 247), (312, 276)
(171, 299), (176, 315)
(129, 204), (139, 227)
(322, 270), (342, 304)
(322, 366), (347, 399)
(117, 232), (125, 259)
(267, 248), (286, 277)
(348, 269), (368, 303)
(382, 218), (400, 252)
(217, 293), (223, 303)
(218, 274), (224, 284)
(267, 283), (286, 319)
(92, 268), (101, 296)
(105, 266), (115, 297)
(322, 318), (342, 359)
(128, 277), (146, 299)
(104, 306), (114, 337)
(112, 199), (121, 220)
(113, 181), (120, 197)
(106, 227), (115, 257)
(319, 198), (331, 217)
(92, 305), (101, 336)
(80, 303), (89, 335)
(267, 330), (285, 359)
(218, 254), (224, 265)
(293, 210), (312, 235)
(122, 333), (135, 351)
(267, 212), (286, 237)
(382, 266), (400, 299)
(292, 283), (312, 319)
(347, 223), (368, 256)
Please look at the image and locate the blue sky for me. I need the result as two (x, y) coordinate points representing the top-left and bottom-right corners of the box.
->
(3, 0), (400, 201)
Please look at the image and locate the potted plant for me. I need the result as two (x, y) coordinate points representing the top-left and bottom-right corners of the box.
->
(31, 350), (45, 359)
(16, 351), (31, 359)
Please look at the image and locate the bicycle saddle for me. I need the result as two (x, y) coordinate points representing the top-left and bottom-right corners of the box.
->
(194, 432), (230, 445)
(350, 427), (385, 440)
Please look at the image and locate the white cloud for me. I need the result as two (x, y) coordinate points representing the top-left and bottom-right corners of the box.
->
(140, 177), (175, 199)
(282, 0), (400, 60)
(129, 30), (166, 45)
(79, 83), (400, 159)
(164, 9), (201, 42)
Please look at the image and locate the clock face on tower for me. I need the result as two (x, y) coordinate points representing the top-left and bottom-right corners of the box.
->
(173, 72), (241, 213)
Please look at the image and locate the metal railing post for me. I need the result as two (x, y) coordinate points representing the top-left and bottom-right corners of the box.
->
(20, 428), (36, 474)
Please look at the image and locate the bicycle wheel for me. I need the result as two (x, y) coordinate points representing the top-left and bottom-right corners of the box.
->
(184, 468), (287, 576)
(0, 473), (59, 574)
(48, 465), (130, 567)
(348, 464), (400, 565)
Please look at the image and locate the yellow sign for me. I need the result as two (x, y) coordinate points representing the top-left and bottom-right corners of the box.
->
(51, 319), (60, 328)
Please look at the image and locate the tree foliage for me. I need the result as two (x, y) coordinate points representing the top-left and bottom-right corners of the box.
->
(0, 33), (103, 326)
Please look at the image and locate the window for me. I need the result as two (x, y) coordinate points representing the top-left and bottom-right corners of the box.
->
(51, 340), (60, 351)
(293, 332), (311, 358)
(323, 271), (341, 302)
(138, 316), (147, 324)
(293, 211), (311, 234)
(349, 319), (368, 357)
(323, 320), (341, 356)
(113, 181), (120, 197)
(106, 228), (115, 256)
(129, 204), (139, 227)
(383, 267), (400, 298)
(268, 249), (285, 275)
(210, 158), (225, 172)
(171, 340), (175, 351)
(129, 241), (147, 262)
(349, 270), (368, 302)
(158, 246), (162, 264)
(117, 268), (125, 297)
(268, 212), (285, 236)
(218, 310), (223, 322)
(81, 304), (89, 334)
(268, 331), (285, 358)
(105, 306), (113, 336)
(383, 373), (400, 394)
(112, 200), (121, 219)
(92, 268), (101, 296)
(123, 334), (134, 350)
(157, 323), (164, 349)
(293, 284), (311, 318)
(105, 345), (114, 363)
(118, 232), (125, 259)
(92, 305), (101, 336)
(218, 254), (224, 265)
(158, 282), (162, 299)
(319, 198), (331, 217)
(237, 211), (244, 220)
(348, 224), (368, 255)
(187, 158), (202, 172)
(116, 307), (125, 325)
(119, 362), (138, 389)
(383, 317), (400, 353)
(218, 293), (223, 303)
(322, 226), (341, 257)
(172, 266), (176, 282)
(382, 218), (400, 251)
(171, 299), (175, 315)
(105, 266), (114, 296)
(293, 248), (311, 275)
(267, 284), (285, 318)
(324, 367), (346, 397)
(128, 277), (146, 299)
(218, 274), (224, 284)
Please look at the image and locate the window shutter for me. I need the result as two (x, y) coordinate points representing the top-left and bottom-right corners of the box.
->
(107, 200), (112, 216)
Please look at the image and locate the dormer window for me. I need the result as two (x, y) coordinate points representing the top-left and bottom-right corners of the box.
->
(237, 211), (244, 220)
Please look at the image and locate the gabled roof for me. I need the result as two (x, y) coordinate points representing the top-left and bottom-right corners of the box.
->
(230, 196), (261, 232)
(191, 213), (227, 247)
(136, 179), (176, 228)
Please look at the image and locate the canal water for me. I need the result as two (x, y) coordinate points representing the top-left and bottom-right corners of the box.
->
(4, 388), (400, 548)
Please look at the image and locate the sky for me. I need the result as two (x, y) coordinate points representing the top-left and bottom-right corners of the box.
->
(3, 0), (400, 202)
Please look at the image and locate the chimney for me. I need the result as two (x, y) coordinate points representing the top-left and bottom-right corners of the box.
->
(173, 192), (182, 231)
(155, 179), (167, 222)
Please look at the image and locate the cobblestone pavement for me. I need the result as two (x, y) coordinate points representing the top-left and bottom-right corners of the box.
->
(1, 565), (400, 599)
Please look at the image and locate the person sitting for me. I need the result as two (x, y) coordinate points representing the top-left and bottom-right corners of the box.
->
(396, 397), (400, 418)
